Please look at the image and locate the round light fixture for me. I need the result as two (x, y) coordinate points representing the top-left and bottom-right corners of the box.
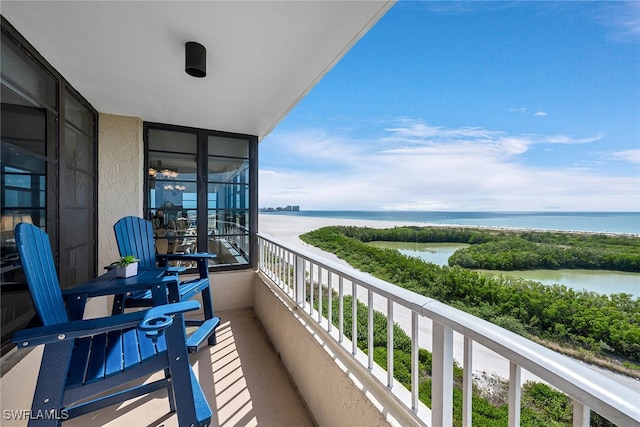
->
(185, 41), (206, 78)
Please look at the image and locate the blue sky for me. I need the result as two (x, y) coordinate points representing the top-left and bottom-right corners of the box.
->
(259, 1), (640, 212)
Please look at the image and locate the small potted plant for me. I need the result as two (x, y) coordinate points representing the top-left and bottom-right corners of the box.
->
(114, 255), (139, 278)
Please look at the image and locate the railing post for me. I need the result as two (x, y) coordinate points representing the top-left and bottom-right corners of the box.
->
(387, 299), (394, 388)
(286, 250), (292, 296)
(318, 267), (323, 323)
(411, 312), (419, 411)
(309, 263), (314, 315)
(352, 281), (358, 355)
(509, 362), (521, 427)
(277, 245), (282, 286)
(368, 290), (374, 370)
(338, 276), (344, 342)
(327, 272), (333, 333)
(295, 255), (305, 307)
(463, 337), (473, 427)
(432, 321), (453, 427)
(573, 400), (590, 427)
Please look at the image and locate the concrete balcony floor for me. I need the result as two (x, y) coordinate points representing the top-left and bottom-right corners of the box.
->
(66, 308), (314, 427)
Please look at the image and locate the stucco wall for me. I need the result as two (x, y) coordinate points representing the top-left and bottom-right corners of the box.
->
(210, 269), (254, 311)
(97, 113), (144, 270)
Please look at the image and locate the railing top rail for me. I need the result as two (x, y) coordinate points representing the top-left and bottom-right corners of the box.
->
(258, 233), (640, 426)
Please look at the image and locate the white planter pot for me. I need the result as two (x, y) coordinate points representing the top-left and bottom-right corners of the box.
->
(116, 262), (138, 278)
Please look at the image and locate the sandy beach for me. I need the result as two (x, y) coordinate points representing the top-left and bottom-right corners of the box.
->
(259, 213), (426, 263)
(258, 213), (640, 392)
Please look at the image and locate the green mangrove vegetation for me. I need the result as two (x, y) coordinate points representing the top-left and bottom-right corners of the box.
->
(299, 226), (640, 365)
(326, 225), (640, 272)
(311, 290), (616, 426)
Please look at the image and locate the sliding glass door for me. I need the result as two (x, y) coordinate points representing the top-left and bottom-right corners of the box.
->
(1, 18), (97, 354)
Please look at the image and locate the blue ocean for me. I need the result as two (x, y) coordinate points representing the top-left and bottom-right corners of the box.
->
(262, 211), (640, 235)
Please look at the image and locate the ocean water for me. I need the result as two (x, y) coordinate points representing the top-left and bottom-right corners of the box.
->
(262, 211), (640, 235)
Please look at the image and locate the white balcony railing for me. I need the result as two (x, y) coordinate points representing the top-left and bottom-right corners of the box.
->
(258, 234), (640, 427)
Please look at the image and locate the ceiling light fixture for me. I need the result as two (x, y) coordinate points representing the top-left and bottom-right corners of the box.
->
(185, 41), (206, 78)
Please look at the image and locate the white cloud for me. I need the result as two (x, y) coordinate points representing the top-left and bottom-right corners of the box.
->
(259, 120), (637, 211)
(534, 111), (548, 117)
(384, 122), (502, 142)
(606, 3), (640, 43)
(610, 149), (640, 164)
(544, 133), (603, 144)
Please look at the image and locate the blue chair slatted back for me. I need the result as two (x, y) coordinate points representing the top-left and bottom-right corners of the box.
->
(114, 216), (157, 269)
(15, 223), (68, 326)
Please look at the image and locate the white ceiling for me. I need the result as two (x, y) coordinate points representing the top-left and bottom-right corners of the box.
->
(1, 1), (394, 139)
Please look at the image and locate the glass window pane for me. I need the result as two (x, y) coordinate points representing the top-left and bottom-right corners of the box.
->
(149, 129), (197, 154)
(208, 157), (248, 184)
(149, 151), (196, 184)
(1, 32), (57, 110)
(148, 152), (196, 209)
(148, 129), (199, 265)
(208, 183), (249, 210)
(1, 104), (48, 156)
(206, 209), (249, 266)
(64, 126), (93, 174)
(64, 91), (94, 137)
(1, 148), (47, 224)
(208, 135), (248, 158)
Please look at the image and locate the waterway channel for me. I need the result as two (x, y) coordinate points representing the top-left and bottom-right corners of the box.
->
(367, 241), (640, 297)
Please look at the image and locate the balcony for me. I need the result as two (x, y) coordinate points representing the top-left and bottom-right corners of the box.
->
(2, 235), (639, 426)
(1, 308), (313, 427)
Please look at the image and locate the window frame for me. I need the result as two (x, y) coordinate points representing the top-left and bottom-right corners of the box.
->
(144, 122), (258, 271)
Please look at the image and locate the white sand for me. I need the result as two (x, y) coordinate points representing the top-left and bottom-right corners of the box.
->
(259, 213), (424, 256)
(257, 213), (640, 392)
(259, 213), (428, 268)
(259, 212), (422, 242)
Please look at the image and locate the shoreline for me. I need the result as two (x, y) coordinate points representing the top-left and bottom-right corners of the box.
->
(259, 212), (640, 241)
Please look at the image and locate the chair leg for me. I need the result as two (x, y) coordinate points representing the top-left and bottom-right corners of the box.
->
(164, 314), (199, 426)
(164, 368), (177, 413)
(201, 287), (217, 346)
(28, 342), (74, 427)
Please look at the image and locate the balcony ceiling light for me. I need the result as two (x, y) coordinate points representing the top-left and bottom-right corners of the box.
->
(185, 41), (206, 78)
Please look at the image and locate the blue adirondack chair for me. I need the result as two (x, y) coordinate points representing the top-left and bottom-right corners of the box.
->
(12, 223), (212, 426)
(113, 216), (219, 352)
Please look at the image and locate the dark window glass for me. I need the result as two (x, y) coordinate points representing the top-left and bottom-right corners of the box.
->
(1, 21), (97, 356)
(0, 29), (56, 352)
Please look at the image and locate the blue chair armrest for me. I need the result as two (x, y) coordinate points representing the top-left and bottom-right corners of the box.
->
(161, 266), (186, 275)
(139, 300), (201, 340)
(13, 301), (200, 348)
(144, 299), (200, 318)
(12, 311), (147, 348)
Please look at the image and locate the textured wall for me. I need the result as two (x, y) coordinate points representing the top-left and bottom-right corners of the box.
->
(97, 114), (143, 270)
